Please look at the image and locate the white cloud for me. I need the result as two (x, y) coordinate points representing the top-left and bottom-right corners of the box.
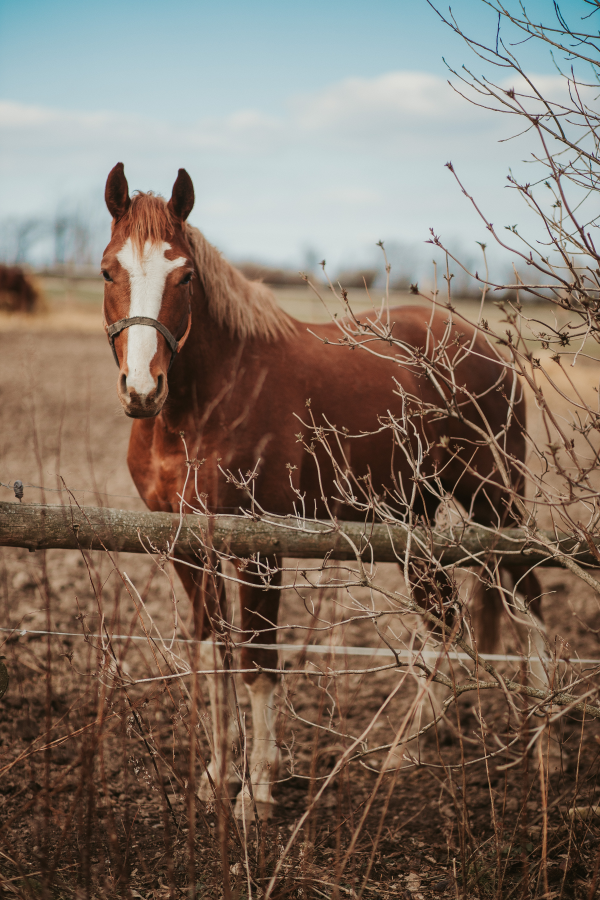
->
(0, 70), (489, 162)
(0, 70), (569, 267)
(0, 100), (59, 127)
(0, 69), (583, 162)
(293, 71), (475, 137)
(500, 73), (578, 101)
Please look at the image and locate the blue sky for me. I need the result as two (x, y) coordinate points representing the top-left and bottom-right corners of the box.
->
(0, 0), (578, 276)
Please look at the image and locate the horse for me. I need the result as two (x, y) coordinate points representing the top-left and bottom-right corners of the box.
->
(101, 163), (543, 818)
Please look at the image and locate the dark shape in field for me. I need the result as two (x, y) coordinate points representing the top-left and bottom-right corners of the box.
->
(335, 267), (378, 288)
(0, 265), (44, 313)
(237, 261), (307, 286)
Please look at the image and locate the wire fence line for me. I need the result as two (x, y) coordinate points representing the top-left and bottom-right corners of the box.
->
(0, 480), (241, 512)
(0, 479), (143, 503)
(2, 626), (600, 665)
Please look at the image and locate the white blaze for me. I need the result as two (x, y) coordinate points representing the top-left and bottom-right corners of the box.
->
(116, 238), (186, 396)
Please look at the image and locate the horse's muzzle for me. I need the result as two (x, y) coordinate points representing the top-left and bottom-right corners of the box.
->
(123, 400), (164, 419)
(118, 373), (168, 418)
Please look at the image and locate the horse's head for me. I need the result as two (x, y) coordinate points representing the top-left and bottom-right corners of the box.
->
(101, 163), (195, 418)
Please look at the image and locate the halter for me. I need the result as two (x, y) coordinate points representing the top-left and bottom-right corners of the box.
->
(105, 305), (192, 373)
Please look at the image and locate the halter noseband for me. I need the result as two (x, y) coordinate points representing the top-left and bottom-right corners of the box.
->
(105, 306), (192, 373)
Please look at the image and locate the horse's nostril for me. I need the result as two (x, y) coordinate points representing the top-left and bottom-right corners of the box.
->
(156, 374), (164, 396)
(119, 372), (128, 394)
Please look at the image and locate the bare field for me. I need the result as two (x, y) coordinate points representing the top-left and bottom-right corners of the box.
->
(1, 303), (600, 898)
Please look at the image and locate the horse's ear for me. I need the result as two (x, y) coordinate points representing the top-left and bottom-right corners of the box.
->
(105, 162), (131, 221)
(168, 168), (195, 222)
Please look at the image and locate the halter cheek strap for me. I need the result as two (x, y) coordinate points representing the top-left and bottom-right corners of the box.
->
(105, 305), (192, 373)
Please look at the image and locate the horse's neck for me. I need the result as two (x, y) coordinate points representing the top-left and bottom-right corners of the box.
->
(160, 283), (244, 425)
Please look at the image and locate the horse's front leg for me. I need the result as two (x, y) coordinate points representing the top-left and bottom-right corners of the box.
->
(174, 559), (242, 803)
(234, 559), (281, 821)
(498, 568), (566, 771)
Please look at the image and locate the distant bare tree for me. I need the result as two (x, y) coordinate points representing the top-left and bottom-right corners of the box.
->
(0, 197), (106, 270)
(0, 217), (45, 265)
(52, 215), (69, 267)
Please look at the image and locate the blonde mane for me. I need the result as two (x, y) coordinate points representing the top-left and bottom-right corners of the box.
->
(185, 224), (295, 341)
(121, 192), (294, 342)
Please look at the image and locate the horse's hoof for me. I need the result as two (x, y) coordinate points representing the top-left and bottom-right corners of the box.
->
(198, 775), (241, 803)
(234, 789), (275, 822)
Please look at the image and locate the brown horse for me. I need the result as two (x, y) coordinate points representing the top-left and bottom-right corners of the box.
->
(101, 163), (542, 816)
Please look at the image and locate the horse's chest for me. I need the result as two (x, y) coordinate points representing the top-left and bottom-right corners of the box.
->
(127, 422), (183, 511)
(129, 420), (248, 513)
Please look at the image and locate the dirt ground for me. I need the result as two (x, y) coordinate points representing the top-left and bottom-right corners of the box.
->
(1, 296), (600, 899)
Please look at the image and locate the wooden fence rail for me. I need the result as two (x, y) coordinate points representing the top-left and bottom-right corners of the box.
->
(0, 501), (596, 569)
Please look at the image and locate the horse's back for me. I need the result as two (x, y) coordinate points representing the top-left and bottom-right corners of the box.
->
(292, 304), (524, 522)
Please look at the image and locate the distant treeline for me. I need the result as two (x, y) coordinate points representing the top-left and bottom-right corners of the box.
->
(0, 206), (107, 271)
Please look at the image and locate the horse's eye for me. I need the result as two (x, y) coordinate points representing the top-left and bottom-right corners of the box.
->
(102, 270), (113, 283)
(180, 272), (193, 285)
